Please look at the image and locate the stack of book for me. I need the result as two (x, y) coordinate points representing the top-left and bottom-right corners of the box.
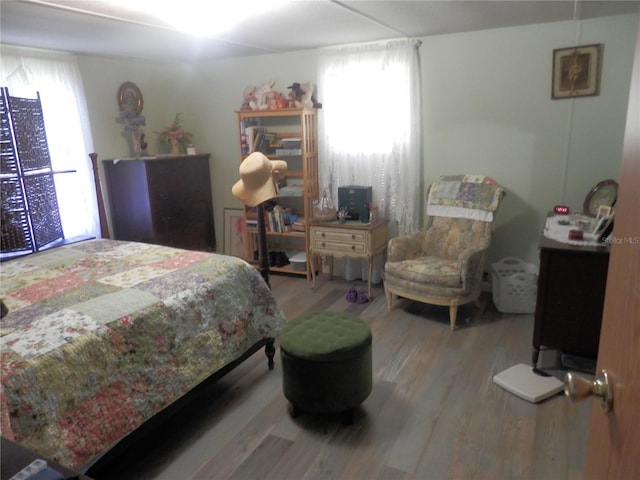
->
(240, 122), (279, 155)
(239, 119), (256, 155)
(266, 205), (292, 233)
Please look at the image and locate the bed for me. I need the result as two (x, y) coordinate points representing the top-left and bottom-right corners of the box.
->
(0, 238), (285, 471)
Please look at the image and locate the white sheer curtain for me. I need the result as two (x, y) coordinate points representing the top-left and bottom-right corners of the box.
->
(318, 38), (422, 238)
(1, 46), (100, 240)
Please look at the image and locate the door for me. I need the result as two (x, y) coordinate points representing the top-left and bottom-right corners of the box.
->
(583, 19), (640, 479)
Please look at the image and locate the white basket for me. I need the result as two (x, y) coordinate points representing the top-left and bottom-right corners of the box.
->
(289, 252), (307, 271)
(491, 257), (538, 314)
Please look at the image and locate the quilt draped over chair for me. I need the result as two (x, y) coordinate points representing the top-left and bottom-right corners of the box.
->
(383, 175), (505, 329)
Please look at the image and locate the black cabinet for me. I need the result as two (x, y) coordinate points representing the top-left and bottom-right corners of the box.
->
(103, 154), (215, 251)
(532, 233), (609, 367)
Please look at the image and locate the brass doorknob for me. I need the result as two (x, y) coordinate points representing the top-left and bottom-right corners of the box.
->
(564, 370), (613, 413)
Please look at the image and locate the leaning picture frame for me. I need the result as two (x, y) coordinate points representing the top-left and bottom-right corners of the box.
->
(552, 44), (602, 99)
(224, 208), (247, 260)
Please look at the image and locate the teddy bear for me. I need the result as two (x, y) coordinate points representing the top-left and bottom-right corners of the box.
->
(297, 81), (314, 108)
(287, 82), (322, 108)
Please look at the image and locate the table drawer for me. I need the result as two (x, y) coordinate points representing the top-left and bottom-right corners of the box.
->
(311, 238), (367, 254)
(311, 228), (366, 244)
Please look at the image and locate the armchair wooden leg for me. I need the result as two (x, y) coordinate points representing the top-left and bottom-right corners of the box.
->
(385, 289), (393, 311)
(448, 304), (458, 330)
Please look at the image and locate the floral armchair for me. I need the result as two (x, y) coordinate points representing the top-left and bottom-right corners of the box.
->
(383, 175), (505, 329)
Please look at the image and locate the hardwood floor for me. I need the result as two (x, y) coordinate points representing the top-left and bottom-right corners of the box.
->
(88, 274), (590, 480)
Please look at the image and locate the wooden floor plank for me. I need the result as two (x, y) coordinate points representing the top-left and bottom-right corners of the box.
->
(227, 435), (293, 480)
(339, 381), (414, 479)
(88, 275), (589, 480)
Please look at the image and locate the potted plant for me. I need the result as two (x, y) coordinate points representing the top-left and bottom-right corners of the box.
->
(157, 113), (192, 155)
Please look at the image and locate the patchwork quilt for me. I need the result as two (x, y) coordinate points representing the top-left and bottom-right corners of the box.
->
(427, 174), (504, 222)
(0, 239), (285, 470)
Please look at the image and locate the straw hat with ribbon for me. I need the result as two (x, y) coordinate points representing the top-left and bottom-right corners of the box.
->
(232, 152), (287, 207)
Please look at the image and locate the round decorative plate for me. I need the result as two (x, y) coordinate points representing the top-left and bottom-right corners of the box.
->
(583, 179), (618, 216)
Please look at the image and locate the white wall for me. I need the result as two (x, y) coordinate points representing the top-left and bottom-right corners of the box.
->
(78, 50), (317, 249)
(76, 13), (637, 266)
(421, 14), (637, 265)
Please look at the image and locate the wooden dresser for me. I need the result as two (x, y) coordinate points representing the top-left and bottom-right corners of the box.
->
(103, 154), (215, 251)
(532, 231), (610, 368)
(309, 219), (388, 298)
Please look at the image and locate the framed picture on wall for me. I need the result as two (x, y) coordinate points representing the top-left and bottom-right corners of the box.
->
(224, 208), (247, 260)
(552, 44), (602, 99)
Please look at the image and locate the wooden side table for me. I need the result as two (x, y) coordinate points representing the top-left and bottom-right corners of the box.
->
(309, 219), (388, 299)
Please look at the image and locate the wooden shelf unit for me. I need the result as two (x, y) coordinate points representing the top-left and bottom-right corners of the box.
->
(236, 108), (319, 278)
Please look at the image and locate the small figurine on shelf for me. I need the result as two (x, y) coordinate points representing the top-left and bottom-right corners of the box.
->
(337, 207), (348, 224)
(117, 109), (146, 157)
(368, 202), (379, 221)
(275, 93), (289, 109)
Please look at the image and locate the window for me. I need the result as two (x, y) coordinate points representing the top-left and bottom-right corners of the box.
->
(318, 39), (422, 236)
(321, 58), (411, 156)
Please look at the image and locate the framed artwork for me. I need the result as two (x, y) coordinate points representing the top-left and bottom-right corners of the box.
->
(552, 44), (602, 99)
(224, 208), (247, 259)
(117, 81), (144, 114)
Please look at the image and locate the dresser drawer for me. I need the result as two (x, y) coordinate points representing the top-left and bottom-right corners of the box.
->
(311, 238), (367, 254)
(311, 227), (367, 245)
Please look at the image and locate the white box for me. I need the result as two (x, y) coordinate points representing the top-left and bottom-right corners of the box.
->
(289, 252), (306, 271)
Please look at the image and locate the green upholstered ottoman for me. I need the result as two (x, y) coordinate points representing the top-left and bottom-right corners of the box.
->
(279, 311), (372, 424)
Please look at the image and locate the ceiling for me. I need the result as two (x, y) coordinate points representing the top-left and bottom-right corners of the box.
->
(1, 0), (638, 63)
